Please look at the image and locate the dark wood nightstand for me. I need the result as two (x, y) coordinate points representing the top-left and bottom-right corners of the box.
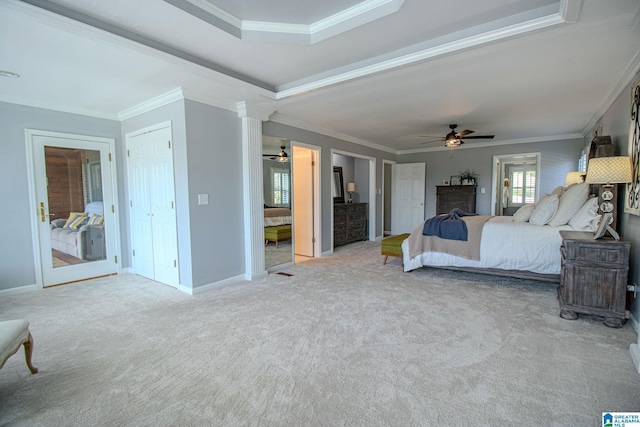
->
(558, 230), (630, 328)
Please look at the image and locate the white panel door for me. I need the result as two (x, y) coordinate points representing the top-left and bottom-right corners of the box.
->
(128, 138), (154, 279)
(293, 146), (314, 257)
(127, 124), (179, 287)
(391, 163), (426, 234)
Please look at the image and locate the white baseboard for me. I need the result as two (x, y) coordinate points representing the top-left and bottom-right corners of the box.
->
(0, 284), (38, 296)
(630, 343), (640, 374)
(191, 274), (248, 295)
(321, 249), (333, 257)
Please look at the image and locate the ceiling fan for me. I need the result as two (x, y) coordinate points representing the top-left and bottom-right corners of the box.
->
(421, 124), (495, 148)
(263, 145), (289, 162)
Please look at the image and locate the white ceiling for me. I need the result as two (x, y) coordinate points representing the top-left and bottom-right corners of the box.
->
(1, 0), (639, 154)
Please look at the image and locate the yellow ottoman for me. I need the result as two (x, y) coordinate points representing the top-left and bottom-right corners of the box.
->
(381, 233), (410, 265)
(264, 225), (292, 248)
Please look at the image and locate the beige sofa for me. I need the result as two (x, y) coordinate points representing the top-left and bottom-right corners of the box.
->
(50, 202), (103, 260)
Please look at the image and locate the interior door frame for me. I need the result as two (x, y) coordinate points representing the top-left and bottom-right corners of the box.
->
(331, 149), (376, 250)
(292, 141), (321, 259)
(491, 152), (541, 215)
(382, 159), (396, 236)
(25, 129), (121, 288)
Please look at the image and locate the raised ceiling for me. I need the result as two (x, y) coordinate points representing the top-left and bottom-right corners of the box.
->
(1, 0), (639, 154)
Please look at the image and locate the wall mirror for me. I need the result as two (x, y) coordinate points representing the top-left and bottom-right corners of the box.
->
(263, 136), (293, 270)
(333, 166), (345, 203)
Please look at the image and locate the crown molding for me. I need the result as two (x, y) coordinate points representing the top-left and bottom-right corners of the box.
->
(0, 94), (119, 121)
(276, 9), (567, 98)
(397, 133), (585, 155)
(237, 101), (276, 121)
(270, 113), (397, 154)
(118, 88), (185, 121)
(581, 50), (640, 137)
(176, 0), (404, 45)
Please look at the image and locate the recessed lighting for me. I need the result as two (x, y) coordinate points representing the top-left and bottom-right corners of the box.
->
(0, 70), (20, 78)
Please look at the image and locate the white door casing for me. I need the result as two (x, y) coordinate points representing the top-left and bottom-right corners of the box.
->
(27, 130), (119, 287)
(392, 162), (426, 234)
(126, 123), (179, 287)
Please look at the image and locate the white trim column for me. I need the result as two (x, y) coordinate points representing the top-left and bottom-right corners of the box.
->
(237, 101), (275, 280)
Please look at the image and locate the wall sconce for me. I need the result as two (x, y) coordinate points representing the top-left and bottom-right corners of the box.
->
(346, 182), (356, 203)
(564, 171), (586, 186)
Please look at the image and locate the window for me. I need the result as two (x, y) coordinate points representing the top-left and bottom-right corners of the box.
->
(510, 166), (536, 205)
(271, 167), (290, 206)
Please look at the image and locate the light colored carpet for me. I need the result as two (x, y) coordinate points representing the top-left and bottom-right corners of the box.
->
(1, 241), (639, 426)
(265, 240), (293, 268)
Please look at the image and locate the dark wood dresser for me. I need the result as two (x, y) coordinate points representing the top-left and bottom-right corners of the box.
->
(334, 203), (368, 246)
(436, 185), (476, 214)
(558, 230), (630, 328)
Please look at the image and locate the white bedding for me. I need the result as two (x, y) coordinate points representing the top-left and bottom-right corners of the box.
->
(402, 216), (573, 275)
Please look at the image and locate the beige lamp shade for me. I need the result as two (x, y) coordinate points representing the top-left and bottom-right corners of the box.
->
(585, 156), (632, 184)
(565, 171), (585, 186)
(346, 182), (356, 192)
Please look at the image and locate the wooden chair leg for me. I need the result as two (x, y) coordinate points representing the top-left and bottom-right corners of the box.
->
(23, 333), (38, 374)
(275, 240), (279, 249)
(383, 255), (388, 265)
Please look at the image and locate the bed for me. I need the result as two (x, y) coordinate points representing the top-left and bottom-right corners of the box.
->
(264, 207), (291, 227)
(401, 182), (599, 282)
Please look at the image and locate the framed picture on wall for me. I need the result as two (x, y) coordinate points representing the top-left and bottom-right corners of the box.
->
(442, 179), (450, 186)
(625, 76), (640, 215)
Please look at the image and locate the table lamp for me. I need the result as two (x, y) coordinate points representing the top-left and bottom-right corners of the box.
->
(346, 182), (356, 203)
(585, 156), (632, 239)
(565, 171), (585, 186)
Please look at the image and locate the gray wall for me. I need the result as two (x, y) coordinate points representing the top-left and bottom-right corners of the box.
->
(590, 72), (640, 325)
(398, 138), (584, 218)
(184, 100), (243, 287)
(121, 99), (244, 289)
(263, 121), (396, 253)
(0, 101), (121, 291)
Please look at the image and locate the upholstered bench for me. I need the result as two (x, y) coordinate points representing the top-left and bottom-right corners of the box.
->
(264, 224), (292, 248)
(381, 233), (411, 265)
(0, 319), (38, 374)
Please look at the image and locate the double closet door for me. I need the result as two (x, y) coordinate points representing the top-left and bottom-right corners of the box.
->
(127, 123), (179, 287)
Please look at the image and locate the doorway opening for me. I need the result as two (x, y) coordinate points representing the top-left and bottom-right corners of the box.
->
(491, 153), (541, 215)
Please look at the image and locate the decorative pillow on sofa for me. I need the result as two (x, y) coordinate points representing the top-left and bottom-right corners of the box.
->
(87, 214), (104, 225)
(513, 204), (535, 222)
(63, 212), (88, 229)
(529, 194), (559, 225)
(568, 197), (599, 231)
(547, 182), (589, 226)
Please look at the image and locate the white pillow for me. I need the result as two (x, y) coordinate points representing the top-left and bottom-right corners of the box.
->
(548, 182), (589, 226)
(513, 204), (535, 222)
(529, 194), (559, 225)
(551, 186), (566, 197)
(569, 197), (599, 231)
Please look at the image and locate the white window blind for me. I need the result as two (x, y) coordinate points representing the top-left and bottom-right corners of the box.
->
(272, 168), (290, 206)
(510, 167), (536, 205)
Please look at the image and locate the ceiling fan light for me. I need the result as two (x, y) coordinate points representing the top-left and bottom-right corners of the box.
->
(277, 146), (289, 162)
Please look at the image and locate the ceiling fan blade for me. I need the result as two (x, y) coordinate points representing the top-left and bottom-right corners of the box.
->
(456, 129), (474, 137)
(461, 135), (495, 140)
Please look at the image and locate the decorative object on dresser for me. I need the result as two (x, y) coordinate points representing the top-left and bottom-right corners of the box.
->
(334, 203), (367, 246)
(558, 230), (631, 328)
(585, 155), (632, 237)
(346, 182), (356, 203)
(459, 169), (477, 186)
(435, 185), (476, 215)
(333, 166), (345, 204)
